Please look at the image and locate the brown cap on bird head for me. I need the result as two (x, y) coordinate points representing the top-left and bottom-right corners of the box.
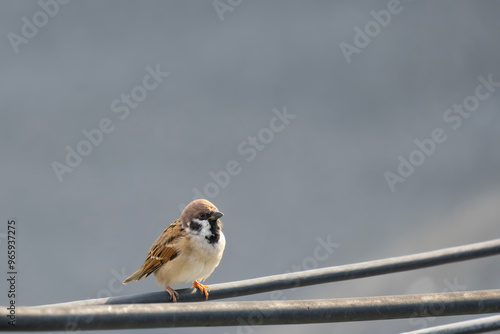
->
(180, 199), (221, 228)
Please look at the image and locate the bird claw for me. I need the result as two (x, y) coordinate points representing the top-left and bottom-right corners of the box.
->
(165, 286), (179, 302)
(192, 280), (210, 300)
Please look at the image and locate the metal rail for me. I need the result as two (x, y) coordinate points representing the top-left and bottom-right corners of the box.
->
(1, 238), (498, 331)
(3, 290), (500, 331)
(36, 238), (500, 307)
(402, 314), (500, 334)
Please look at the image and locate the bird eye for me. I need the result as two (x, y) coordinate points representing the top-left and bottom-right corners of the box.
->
(198, 213), (208, 219)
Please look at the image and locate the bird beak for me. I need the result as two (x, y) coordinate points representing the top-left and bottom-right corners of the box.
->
(210, 211), (224, 220)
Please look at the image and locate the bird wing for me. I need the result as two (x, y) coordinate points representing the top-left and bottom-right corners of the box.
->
(125, 220), (184, 282)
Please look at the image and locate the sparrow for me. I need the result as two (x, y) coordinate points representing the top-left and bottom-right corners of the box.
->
(123, 199), (226, 302)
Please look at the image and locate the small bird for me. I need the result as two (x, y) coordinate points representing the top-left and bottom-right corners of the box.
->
(123, 199), (226, 302)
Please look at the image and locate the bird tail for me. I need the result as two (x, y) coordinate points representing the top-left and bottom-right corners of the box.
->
(123, 268), (146, 284)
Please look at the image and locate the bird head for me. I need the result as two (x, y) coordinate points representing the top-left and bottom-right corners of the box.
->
(180, 199), (223, 229)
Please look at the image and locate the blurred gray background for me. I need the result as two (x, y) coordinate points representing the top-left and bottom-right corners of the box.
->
(1, 1), (500, 333)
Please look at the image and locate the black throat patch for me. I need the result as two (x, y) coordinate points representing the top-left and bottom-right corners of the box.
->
(206, 219), (220, 244)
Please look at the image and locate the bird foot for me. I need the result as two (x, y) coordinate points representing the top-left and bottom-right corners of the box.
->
(165, 286), (179, 302)
(191, 280), (210, 300)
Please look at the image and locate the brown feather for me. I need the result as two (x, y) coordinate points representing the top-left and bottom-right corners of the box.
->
(123, 219), (185, 283)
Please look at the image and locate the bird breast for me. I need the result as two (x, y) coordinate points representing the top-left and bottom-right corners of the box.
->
(153, 220), (225, 287)
(154, 231), (225, 286)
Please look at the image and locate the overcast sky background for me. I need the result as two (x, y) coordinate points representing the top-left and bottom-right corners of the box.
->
(1, 1), (500, 333)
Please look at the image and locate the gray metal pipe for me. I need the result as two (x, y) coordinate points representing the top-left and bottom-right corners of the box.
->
(402, 314), (500, 334)
(37, 238), (500, 307)
(3, 290), (500, 331)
